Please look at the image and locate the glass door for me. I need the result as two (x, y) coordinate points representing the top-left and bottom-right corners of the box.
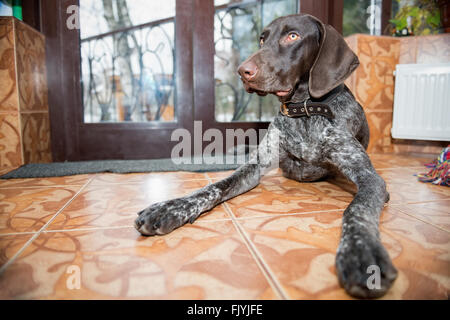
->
(41, 0), (194, 161)
(79, 0), (177, 123)
(41, 0), (304, 161)
(214, 0), (299, 122)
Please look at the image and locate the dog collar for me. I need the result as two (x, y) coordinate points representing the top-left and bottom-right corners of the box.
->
(280, 101), (335, 120)
(279, 84), (344, 120)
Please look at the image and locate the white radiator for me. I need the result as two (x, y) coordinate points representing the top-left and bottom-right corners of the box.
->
(392, 63), (450, 141)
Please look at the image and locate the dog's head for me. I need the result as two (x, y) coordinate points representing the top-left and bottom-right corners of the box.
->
(237, 14), (359, 100)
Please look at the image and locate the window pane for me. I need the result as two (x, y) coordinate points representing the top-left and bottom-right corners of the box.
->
(390, 0), (442, 36)
(343, 0), (382, 37)
(80, 0), (176, 123)
(214, 0), (298, 122)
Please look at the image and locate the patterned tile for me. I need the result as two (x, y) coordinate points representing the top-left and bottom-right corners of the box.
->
(205, 170), (236, 180)
(0, 17), (51, 168)
(379, 208), (450, 299)
(0, 233), (32, 268)
(0, 174), (93, 188)
(47, 179), (230, 231)
(0, 186), (81, 234)
(0, 167), (17, 176)
(379, 168), (450, 204)
(0, 113), (22, 168)
(346, 35), (400, 154)
(369, 153), (429, 169)
(20, 113), (52, 163)
(90, 171), (208, 186)
(0, 18), (50, 167)
(319, 158), (449, 206)
(236, 207), (449, 299)
(14, 19), (48, 112)
(354, 35), (399, 112)
(0, 153), (449, 300)
(218, 175), (353, 219)
(415, 34), (450, 64)
(206, 168), (282, 181)
(235, 211), (344, 299)
(365, 111), (394, 153)
(343, 33), (449, 155)
(0, 222), (278, 299)
(396, 200), (450, 232)
(344, 34), (357, 94)
(392, 140), (449, 156)
(0, 18), (18, 113)
(398, 36), (417, 64)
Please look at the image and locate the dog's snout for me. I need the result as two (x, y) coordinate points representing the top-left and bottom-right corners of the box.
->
(238, 60), (258, 81)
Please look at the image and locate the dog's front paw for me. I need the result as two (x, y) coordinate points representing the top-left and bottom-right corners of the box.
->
(336, 233), (398, 299)
(134, 197), (201, 236)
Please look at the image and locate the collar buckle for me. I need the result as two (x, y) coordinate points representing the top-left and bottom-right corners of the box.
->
(280, 103), (293, 117)
(304, 99), (310, 117)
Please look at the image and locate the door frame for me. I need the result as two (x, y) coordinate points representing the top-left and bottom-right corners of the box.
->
(40, 0), (195, 161)
(36, 0), (379, 161)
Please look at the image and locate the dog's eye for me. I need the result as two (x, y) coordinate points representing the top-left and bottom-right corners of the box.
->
(286, 32), (300, 42)
(259, 38), (264, 46)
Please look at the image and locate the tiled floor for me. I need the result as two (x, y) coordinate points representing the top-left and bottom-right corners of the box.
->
(0, 154), (449, 299)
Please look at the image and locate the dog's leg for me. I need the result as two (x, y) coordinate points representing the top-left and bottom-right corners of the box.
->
(324, 131), (397, 298)
(135, 124), (281, 236)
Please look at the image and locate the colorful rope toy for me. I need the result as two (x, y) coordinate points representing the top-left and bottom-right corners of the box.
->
(416, 145), (450, 187)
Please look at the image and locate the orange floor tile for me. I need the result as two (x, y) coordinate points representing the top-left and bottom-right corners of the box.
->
(0, 154), (449, 299)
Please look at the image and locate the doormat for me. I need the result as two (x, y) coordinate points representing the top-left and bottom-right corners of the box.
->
(0, 157), (242, 179)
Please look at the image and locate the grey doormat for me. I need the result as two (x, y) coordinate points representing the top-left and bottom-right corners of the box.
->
(0, 157), (242, 179)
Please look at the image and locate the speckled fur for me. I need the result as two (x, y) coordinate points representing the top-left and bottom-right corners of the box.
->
(135, 14), (397, 298)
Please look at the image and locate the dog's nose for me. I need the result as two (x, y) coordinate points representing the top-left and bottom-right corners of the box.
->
(238, 60), (258, 81)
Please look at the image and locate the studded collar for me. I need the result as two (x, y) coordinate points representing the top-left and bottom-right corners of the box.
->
(279, 84), (344, 120)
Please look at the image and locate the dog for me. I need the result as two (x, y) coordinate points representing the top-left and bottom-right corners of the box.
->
(134, 14), (398, 298)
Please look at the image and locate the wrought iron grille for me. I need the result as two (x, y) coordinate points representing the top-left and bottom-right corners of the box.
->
(80, 0), (297, 123)
(80, 18), (176, 123)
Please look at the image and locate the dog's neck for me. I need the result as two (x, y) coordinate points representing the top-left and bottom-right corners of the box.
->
(279, 75), (344, 105)
(281, 83), (345, 107)
(278, 74), (310, 104)
(289, 82), (310, 103)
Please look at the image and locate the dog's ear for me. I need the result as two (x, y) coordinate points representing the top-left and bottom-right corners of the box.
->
(308, 16), (359, 98)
